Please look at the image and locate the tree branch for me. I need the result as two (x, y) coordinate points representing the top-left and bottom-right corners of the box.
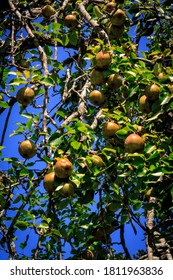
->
(146, 196), (157, 260)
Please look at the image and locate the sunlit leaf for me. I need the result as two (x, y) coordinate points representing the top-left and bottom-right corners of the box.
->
(70, 141), (81, 150)
(40, 77), (54, 86)
(0, 101), (10, 108)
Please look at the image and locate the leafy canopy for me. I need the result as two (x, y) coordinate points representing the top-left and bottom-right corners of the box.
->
(0, 0), (173, 260)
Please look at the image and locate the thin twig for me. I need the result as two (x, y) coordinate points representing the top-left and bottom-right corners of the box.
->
(120, 224), (131, 259)
(0, 105), (13, 146)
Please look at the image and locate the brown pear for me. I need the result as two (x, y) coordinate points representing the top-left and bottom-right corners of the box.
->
(124, 133), (144, 153)
(18, 140), (37, 159)
(105, 2), (116, 13)
(110, 9), (126, 26)
(90, 69), (106, 86)
(82, 249), (94, 260)
(42, 5), (56, 18)
(59, 183), (74, 197)
(168, 83), (173, 94)
(107, 23), (124, 40)
(43, 171), (56, 193)
(107, 74), (123, 89)
(89, 90), (105, 106)
(54, 158), (73, 178)
(102, 121), (120, 138)
(16, 87), (35, 106)
(91, 155), (104, 168)
(139, 95), (151, 113)
(95, 51), (112, 69)
(145, 83), (160, 100)
(65, 14), (77, 28)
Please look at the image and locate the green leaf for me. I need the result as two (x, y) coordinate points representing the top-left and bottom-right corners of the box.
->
(52, 22), (61, 31)
(71, 173), (85, 188)
(102, 147), (117, 154)
(0, 195), (6, 208)
(161, 95), (171, 105)
(15, 221), (28, 231)
(161, 168), (173, 175)
(61, 34), (69, 46)
(145, 145), (157, 153)
(132, 201), (142, 211)
(137, 167), (147, 177)
(52, 229), (61, 237)
(116, 127), (129, 138)
(33, 22), (46, 30)
(38, 223), (49, 229)
(93, 5), (103, 18)
(146, 111), (163, 122)
(48, 132), (63, 146)
(76, 123), (88, 133)
(42, 156), (53, 163)
(79, 190), (94, 204)
(20, 169), (30, 177)
(13, 195), (22, 204)
(70, 141), (81, 150)
(9, 78), (27, 86)
(121, 213), (129, 224)
(151, 172), (163, 177)
(58, 199), (69, 210)
(56, 110), (66, 119)
(44, 45), (53, 56)
(40, 77), (54, 86)
(63, 124), (76, 133)
(26, 118), (32, 130)
(0, 101), (10, 108)
(157, 7), (164, 14)
(125, 70), (137, 77)
(68, 32), (78, 46)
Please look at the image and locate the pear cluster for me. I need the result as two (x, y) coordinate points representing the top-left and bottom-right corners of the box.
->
(139, 83), (161, 114)
(43, 158), (74, 195)
(17, 3), (146, 201)
(106, 4), (126, 40)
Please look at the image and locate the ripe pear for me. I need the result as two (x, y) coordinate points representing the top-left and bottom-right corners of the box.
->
(54, 158), (73, 178)
(65, 14), (77, 28)
(145, 83), (160, 100)
(82, 249), (94, 260)
(59, 183), (74, 197)
(157, 72), (165, 79)
(90, 155), (104, 168)
(42, 5), (56, 18)
(95, 50), (112, 69)
(16, 87), (35, 106)
(18, 139), (37, 159)
(105, 2), (116, 13)
(107, 23), (124, 40)
(102, 121), (120, 138)
(124, 133), (144, 153)
(43, 171), (56, 193)
(139, 95), (151, 113)
(90, 69), (106, 86)
(107, 74), (123, 89)
(89, 90), (105, 106)
(110, 9), (126, 26)
(168, 83), (173, 94)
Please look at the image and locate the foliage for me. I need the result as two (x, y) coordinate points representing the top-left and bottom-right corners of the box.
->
(0, 0), (173, 260)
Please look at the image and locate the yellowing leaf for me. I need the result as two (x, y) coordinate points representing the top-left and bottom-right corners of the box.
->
(23, 70), (31, 79)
